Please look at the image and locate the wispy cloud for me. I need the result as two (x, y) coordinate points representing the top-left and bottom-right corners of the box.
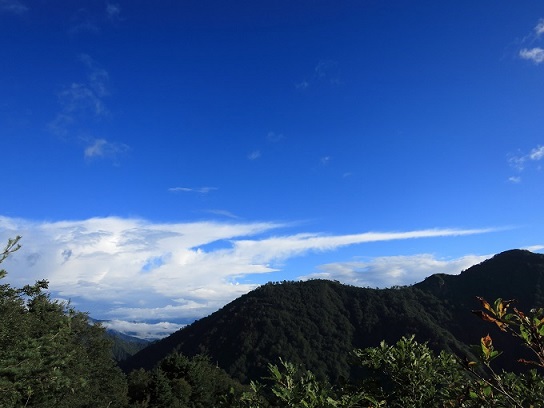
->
(0, 0), (27, 14)
(48, 55), (128, 163)
(508, 144), (544, 182)
(267, 131), (284, 143)
(535, 19), (544, 36)
(295, 80), (309, 90)
(248, 150), (261, 160)
(0, 216), (498, 338)
(49, 54), (111, 137)
(79, 54), (110, 97)
(169, 187), (218, 194)
(203, 209), (240, 219)
(69, 4), (121, 34)
(315, 60), (338, 78)
(247, 131), (284, 161)
(69, 8), (100, 35)
(84, 138), (129, 161)
(530, 145), (544, 160)
(105, 3), (121, 21)
(519, 47), (544, 64)
(296, 60), (341, 90)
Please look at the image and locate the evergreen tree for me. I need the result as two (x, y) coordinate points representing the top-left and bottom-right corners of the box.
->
(0, 237), (128, 407)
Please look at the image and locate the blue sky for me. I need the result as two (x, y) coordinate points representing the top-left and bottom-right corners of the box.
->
(2, 0), (544, 339)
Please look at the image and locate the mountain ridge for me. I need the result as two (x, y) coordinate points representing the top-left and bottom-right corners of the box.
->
(122, 249), (544, 383)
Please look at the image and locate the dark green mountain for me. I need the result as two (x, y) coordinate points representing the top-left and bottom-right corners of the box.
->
(122, 249), (544, 383)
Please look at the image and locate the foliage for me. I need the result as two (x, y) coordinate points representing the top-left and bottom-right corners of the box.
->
(463, 296), (544, 407)
(0, 237), (128, 407)
(236, 358), (383, 408)
(127, 352), (245, 407)
(354, 335), (467, 407)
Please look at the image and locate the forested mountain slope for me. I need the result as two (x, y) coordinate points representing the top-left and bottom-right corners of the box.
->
(123, 249), (544, 384)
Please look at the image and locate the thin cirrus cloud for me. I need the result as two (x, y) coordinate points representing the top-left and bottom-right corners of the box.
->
(0, 215), (498, 339)
(106, 3), (121, 21)
(169, 187), (218, 193)
(49, 54), (110, 137)
(202, 209), (240, 219)
(69, 3), (121, 34)
(247, 150), (261, 160)
(0, 0), (27, 14)
(295, 60), (340, 89)
(84, 138), (129, 160)
(507, 145), (544, 182)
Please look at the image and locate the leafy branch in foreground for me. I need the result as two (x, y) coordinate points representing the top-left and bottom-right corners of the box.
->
(237, 358), (383, 407)
(465, 297), (544, 407)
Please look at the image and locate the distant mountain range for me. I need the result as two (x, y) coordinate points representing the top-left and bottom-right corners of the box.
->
(122, 249), (544, 383)
(89, 318), (151, 361)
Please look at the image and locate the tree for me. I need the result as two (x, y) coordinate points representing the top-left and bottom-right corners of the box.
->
(127, 352), (245, 407)
(354, 335), (468, 407)
(0, 237), (128, 407)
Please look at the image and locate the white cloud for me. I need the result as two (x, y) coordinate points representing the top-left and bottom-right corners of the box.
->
(0, 216), (498, 337)
(530, 145), (544, 160)
(300, 253), (490, 288)
(102, 320), (183, 340)
(0, 0), (27, 14)
(169, 187), (217, 193)
(519, 48), (544, 64)
(525, 244), (544, 252)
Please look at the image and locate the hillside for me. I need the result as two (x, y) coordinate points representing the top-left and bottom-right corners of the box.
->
(106, 329), (150, 362)
(122, 249), (544, 383)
